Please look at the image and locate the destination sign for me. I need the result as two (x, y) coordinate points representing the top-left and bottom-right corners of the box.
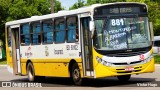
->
(104, 7), (140, 14)
(94, 4), (147, 15)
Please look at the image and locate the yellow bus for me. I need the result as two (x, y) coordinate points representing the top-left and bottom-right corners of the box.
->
(5, 2), (154, 85)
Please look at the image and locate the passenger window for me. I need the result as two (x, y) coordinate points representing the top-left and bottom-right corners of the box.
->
(54, 18), (65, 43)
(42, 20), (54, 43)
(8, 28), (11, 47)
(31, 22), (41, 44)
(20, 23), (30, 45)
(154, 41), (160, 47)
(67, 16), (78, 42)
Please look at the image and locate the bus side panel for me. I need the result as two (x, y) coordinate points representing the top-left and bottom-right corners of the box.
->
(21, 59), (83, 77)
(6, 47), (13, 73)
(34, 62), (69, 77)
(21, 60), (27, 75)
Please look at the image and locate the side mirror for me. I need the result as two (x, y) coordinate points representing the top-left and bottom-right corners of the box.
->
(150, 22), (154, 41)
(89, 21), (95, 38)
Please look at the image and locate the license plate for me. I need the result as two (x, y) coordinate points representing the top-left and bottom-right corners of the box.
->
(125, 67), (134, 71)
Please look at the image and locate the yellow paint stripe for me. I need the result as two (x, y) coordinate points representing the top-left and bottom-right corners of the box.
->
(21, 58), (82, 63)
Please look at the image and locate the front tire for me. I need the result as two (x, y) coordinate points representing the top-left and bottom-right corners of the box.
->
(117, 75), (131, 82)
(71, 63), (82, 85)
(27, 62), (36, 82)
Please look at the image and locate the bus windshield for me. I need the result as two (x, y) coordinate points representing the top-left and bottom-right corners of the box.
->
(93, 17), (151, 50)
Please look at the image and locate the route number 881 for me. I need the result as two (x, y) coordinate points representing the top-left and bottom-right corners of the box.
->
(111, 19), (124, 26)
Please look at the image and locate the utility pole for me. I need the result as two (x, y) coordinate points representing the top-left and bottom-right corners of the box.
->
(50, 0), (54, 13)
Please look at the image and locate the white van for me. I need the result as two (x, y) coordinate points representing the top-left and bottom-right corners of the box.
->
(153, 36), (160, 54)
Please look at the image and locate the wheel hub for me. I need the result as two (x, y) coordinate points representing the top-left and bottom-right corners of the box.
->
(73, 69), (80, 80)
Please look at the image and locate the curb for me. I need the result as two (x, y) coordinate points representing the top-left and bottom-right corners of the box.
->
(0, 64), (7, 67)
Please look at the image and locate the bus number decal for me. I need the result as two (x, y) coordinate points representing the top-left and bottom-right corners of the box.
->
(111, 19), (124, 26)
(66, 45), (78, 50)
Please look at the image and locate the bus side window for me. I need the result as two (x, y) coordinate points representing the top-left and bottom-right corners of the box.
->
(67, 16), (78, 42)
(54, 18), (65, 43)
(31, 22), (41, 45)
(154, 41), (160, 47)
(42, 20), (54, 43)
(8, 28), (11, 47)
(20, 23), (30, 45)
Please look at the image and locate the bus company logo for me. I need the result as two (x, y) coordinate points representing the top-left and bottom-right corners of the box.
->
(126, 61), (131, 65)
(25, 47), (33, 58)
(139, 54), (144, 61)
(45, 46), (49, 56)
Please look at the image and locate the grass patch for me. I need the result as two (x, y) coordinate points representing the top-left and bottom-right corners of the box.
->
(154, 55), (160, 64)
(0, 59), (7, 65)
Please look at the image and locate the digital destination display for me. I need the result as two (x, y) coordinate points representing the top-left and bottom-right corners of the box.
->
(94, 4), (147, 15)
(108, 7), (139, 14)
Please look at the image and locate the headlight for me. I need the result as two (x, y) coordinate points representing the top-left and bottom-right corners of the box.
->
(106, 62), (112, 66)
(96, 56), (102, 63)
(96, 56), (113, 66)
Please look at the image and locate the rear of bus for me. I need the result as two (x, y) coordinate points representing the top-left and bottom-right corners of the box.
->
(92, 3), (154, 80)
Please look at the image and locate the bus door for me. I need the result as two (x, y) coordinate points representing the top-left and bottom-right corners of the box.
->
(80, 17), (94, 77)
(10, 25), (21, 74)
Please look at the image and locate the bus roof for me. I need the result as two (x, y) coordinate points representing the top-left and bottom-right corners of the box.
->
(5, 2), (146, 26)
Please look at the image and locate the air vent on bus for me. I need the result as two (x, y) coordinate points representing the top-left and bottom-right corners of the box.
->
(116, 66), (142, 74)
(107, 50), (148, 57)
(113, 61), (142, 65)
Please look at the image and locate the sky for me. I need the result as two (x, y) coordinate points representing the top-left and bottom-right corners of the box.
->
(58, 0), (86, 10)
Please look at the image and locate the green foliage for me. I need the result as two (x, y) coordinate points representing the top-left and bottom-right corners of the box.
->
(0, 59), (7, 65)
(147, 2), (160, 35)
(69, 0), (85, 10)
(86, 0), (126, 5)
(54, 0), (64, 12)
(154, 55), (160, 64)
(6, 0), (63, 21)
(0, 0), (63, 54)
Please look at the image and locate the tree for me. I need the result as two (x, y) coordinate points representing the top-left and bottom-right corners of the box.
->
(0, 0), (64, 55)
(69, 0), (85, 10)
(7, 0), (64, 21)
(0, 0), (11, 52)
(86, 0), (126, 5)
(147, 1), (160, 35)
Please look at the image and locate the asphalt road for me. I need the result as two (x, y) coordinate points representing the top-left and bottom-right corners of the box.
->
(0, 65), (160, 90)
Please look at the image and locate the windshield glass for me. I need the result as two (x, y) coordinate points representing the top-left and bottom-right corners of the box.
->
(93, 17), (151, 50)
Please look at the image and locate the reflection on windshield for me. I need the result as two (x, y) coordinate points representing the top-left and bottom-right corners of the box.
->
(94, 17), (151, 50)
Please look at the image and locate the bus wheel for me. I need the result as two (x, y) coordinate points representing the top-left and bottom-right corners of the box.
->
(117, 75), (131, 82)
(27, 63), (36, 82)
(71, 63), (82, 85)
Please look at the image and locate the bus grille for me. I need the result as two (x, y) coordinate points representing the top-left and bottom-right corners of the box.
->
(113, 61), (142, 65)
(107, 50), (147, 57)
(116, 66), (142, 74)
